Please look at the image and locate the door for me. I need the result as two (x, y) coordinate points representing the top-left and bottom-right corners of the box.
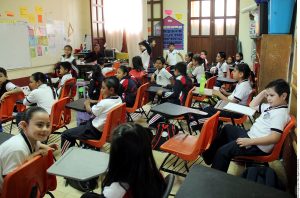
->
(90, 0), (105, 50)
(188, 0), (239, 63)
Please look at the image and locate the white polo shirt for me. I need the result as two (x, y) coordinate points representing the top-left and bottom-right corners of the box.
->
(228, 80), (252, 105)
(166, 49), (179, 66)
(103, 182), (129, 198)
(216, 62), (228, 77)
(91, 96), (122, 131)
(154, 68), (172, 87)
(192, 64), (205, 83)
(4, 82), (17, 92)
(140, 50), (150, 70)
(57, 73), (73, 95)
(61, 55), (78, 74)
(248, 104), (290, 153)
(23, 84), (56, 114)
(0, 134), (40, 192)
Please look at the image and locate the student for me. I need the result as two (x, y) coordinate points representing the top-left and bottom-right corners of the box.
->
(200, 50), (209, 69)
(151, 57), (173, 87)
(188, 54), (205, 84)
(226, 55), (235, 73)
(185, 52), (194, 64)
(88, 65), (104, 100)
(81, 123), (166, 198)
(22, 72), (56, 115)
(60, 45), (78, 77)
(129, 56), (146, 84)
(57, 62), (73, 96)
(165, 43), (184, 67)
(0, 67), (22, 102)
(202, 79), (290, 172)
(149, 62), (193, 126)
(210, 51), (229, 78)
(203, 63), (252, 119)
(84, 44), (104, 64)
(61, 76), (122, 154)
(235, 52), (244, 65)
(139, 40), (151, 70)
(116, 66), (138, 108)
(0, 107), (57, 192)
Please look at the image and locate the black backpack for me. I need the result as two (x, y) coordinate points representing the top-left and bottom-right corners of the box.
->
(241, 167), (284, 190)
(65, 176), (99, 192)
(152, 123), (179, 151)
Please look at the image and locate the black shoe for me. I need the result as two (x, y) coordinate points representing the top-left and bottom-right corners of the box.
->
(202, 150), (213, 165)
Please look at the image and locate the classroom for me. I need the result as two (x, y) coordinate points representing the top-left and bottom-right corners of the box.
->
(0, 0), (297, 197)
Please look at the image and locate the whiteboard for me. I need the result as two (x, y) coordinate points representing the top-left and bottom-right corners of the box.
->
(0, 23), (31, 69)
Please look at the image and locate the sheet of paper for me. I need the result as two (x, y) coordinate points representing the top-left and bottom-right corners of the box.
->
(223, 103), (256, 116)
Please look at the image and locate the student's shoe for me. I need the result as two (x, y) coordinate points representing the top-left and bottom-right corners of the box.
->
(201, 150), (213, 165)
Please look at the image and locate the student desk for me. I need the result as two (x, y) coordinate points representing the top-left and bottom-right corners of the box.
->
(0, 132), (13, 145)
(175, 165), (292, 198)
(47, 147), (109, 181)
(65, 98), (87, 112)
(192, 88), (213, 96)
(146, 86), (171, 94)
(217, 77), (237, 84)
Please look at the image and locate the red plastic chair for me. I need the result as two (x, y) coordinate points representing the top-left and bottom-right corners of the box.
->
(80, 103), (126, 149)
(126, 82), (150, 121)
(59, 78), (76, 99)
(235, 115), (296, 163)
(112, 62), (121, 70)
(104, 70), (116, 77)
(160, 111), (220, 177)
(1, 150), (57, 198)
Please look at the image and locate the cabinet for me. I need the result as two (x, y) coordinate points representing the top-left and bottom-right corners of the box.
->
(256, 34), (292, 92)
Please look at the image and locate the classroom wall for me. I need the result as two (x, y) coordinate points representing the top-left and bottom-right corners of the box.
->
(0, 0), (91, 79)
(163, 0), (254, 66)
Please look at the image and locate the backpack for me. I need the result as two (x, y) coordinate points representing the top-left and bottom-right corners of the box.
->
(65, 176), (99, 192)
(241, 167), (284, 190)
(152, 123), (179, 151)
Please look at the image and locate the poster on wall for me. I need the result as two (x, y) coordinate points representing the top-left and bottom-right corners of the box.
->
(163, 16), (184, 50)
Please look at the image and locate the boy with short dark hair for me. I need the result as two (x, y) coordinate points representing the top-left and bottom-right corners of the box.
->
(165, 43), (184, 67)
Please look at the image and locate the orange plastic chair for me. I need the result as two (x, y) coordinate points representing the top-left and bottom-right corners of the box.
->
(160, 111), (220, 177)
(80, 103), (126, 149)
(59, 78), (77, 99)
(219, 89), (256, 128)
(1, 150), (57, 198)
(126, 82), (150, 121)
(112, 62), (121, 70)
(235, 115), (296, 163)
(193, 76), (217, 106)
(104, 70), (116, 77)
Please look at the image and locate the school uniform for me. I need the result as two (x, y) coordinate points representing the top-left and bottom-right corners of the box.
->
(191, 64), (205, 83)
(216, 62), (229, 77)
(0, 133), (40, 192)
(140, 49), (150, 70)
(203, 103), (290, 172)
(57, 73), (73, 96)
(129, 69), (146, 84)
(154, 68), (172, 87)
(81, 182), (131, 198)
(166, 49), (179, 66)
(0, 80), (18, 98)
(119, 76), (138, 107)
(23, 84), (56, 114)
(61, 96), (122, 154)
(61, 54), (78, 77)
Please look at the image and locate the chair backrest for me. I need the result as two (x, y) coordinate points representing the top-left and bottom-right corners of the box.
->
(112, 62), (120, 70)
(269, 115), (296, 161)
(104, 70), (116, 77)
(246, 89), (256, 106)
(162, 174), (175, 198)
(0, 92), (25, 120)
(130, 82), (150, 110)
(184, 86), (195, 107)
(194, 111), (220, 155)
(62, 97), (73, 126)
(205, 76), (217, 89)
(87, 103), (126, 148)
(1, 150), (57, 198)
(60, 78), (76, 99)
(50, 97), (69, 132)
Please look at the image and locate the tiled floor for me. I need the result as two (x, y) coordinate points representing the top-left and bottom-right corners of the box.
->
(3, 103), (288, 198)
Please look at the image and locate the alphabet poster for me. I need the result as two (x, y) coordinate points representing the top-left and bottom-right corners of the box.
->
(163, 16), (184, 49)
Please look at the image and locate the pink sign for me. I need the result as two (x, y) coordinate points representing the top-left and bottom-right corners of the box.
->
(164, 10), (173, 15)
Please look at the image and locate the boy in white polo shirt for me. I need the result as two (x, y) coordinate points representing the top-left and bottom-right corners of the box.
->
(165, 43), (184, 67)
(151, 57), (173, 87)
(202, 79), (290, 172)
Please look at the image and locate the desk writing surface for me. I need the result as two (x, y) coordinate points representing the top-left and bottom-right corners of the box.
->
(147, 86), (171, 93)
(193, 88), (213, 96)
(47, 147), (109, 181)
(217, 77), (237, 83)
(65, 98), (86, 112)
(0, 133), (14, 145)
(175, 165), (292, 198)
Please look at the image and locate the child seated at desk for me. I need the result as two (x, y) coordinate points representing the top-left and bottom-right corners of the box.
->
(61, 76), (122, 154)
(60, 45), (78, 77)
(202, 79), (290, 172)
(149, 62), (193, 126)
(188, 54), (205, 84)
(0, 67), (22, 102)
(129, 56), (146, 84)
(116, 66), (138, 108)
(56, 62), (73, 97)
(81, 123), (166, 198)
(0, 107), (57, 193)
(151, 57), (173, 87)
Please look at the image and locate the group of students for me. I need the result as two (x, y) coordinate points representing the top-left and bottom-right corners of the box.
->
(0, 42), (292, 197)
